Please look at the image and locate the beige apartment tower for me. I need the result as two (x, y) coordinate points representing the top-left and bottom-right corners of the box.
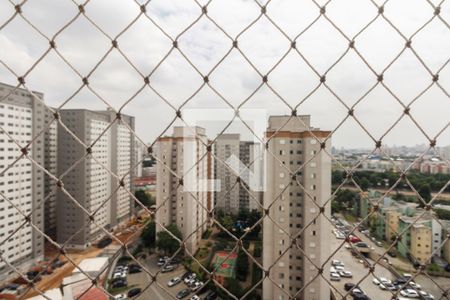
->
(263, 115), (331, 300)
(156, 126), (214, 254)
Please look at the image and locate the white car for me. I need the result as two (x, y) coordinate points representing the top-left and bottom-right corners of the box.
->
(113, 294), (127, 300)
(190, 296), (200, 300)
(331, 260), (344, 267)
(113, 272), (126, 279)
(400, 289), (419, 298)
(379, 277), (391, 284)
(330, 272), (341, 281)
(372, 278), (380, 285)
(419, 291), (434, 299)
(168, 277), (181, 287)
(338, 271), (352, 278)
(334, 265), (345, 271)
(409, 281), (421, 290)
(190, 281), (203, 291)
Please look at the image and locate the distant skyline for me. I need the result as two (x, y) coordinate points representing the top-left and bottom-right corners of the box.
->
(0, 0), (448, 149)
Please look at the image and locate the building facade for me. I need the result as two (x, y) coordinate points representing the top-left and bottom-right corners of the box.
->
(214, 134), (262, 214)
(56, 109), (134, 249)
(0, 83), (45, 281)
(262, 115), (331, 300)
(155, 126), (214, 254)
(43, 108), (58, 239)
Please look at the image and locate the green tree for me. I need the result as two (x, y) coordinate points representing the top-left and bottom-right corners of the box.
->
(156, 224), (182, 255)
(360, 178), (370, 191)
(435, 208), (450, 220)
(417, 184), (432, 207)
(236, 247), (249, 281)
(140, 221), (156, 248)
(134, 190), (155, 208)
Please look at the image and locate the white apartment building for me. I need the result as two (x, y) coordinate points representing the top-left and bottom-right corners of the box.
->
(56, 109), (134, 249)
(43, 109), (58, 239)
(0, 83), (45, 282)
(156, 126), (214, 254)
(263, 115), (331, 300)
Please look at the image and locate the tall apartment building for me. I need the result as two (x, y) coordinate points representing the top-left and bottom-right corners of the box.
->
(0, 83), (45, 281)
(56, 109), (134, 249)
(214, 134), (262, 214)
(262, 115), (331, 300)
(156, 126), (214, 254)
(43, 109), (58, 239)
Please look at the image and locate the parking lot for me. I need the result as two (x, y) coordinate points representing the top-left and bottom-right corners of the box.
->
(109, 255), (214, 300)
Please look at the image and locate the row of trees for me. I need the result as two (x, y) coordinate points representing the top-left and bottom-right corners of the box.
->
(331, 189), (360, 214)
(332, 170), (450, 194)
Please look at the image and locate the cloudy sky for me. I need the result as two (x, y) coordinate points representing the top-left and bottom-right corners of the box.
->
(0, 0), (449, 149)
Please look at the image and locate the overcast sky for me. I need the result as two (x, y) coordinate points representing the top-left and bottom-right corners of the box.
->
(0, 0), (449, 149)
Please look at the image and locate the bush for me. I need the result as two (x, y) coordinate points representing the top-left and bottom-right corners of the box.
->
(236, 248), (249, 281)
(202, 229), (212, 239)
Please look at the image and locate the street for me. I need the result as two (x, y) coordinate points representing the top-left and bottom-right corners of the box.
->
(330, 220), (450, 300)
(330, 236), (395, 299)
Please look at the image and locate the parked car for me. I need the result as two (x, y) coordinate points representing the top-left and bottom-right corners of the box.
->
(351, 288), (365, 296)
(388, 250), (397, 257)
(162, 265), (176, 273)
(379, 283), (396, 291)
(184, 273), (197, 284)
(127, 288), (142, 298)
(129, 266), (142, 274)
(331, 260), (344, 267)
(400, 289), (419, 298)
(97, 237), (112, 248)
(330, 272), (341, 281)
(419, 291), (434, 299)
(157, 256), (169, 266)
(344, 283), (356, 291)
(190, 281), (203, 291)
(190, 296), (200, 300)
(112, 280), (127, 289)
(334, 265), (345, 272)
(205, 291), (217, 300)
(113, 272), (126, 279)
(181, 271), (192, 280)
(445, 264), (450, 272)
(176, 288), (191, 299)
(350, 235), (362, 243)
(372, 278), (380, 285)
(168, 277), (181, 287)
(113, 294), (127, 300)
(339, 271), (353, 278)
